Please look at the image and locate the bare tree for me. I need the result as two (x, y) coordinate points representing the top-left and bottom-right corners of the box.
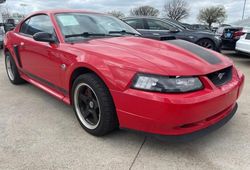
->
(130, 5), (159, 17)
(0, 4), (11, 22)
(163, 0), (189, 21)
(198, 6), (227, 28)
(107, 10), (125, 19)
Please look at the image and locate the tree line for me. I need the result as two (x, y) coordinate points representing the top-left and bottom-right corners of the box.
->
(107, 0), (227, 28)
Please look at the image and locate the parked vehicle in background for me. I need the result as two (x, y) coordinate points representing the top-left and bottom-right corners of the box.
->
(236, 27), (250, 55)
(3, 23), (15, 33)
(3, 18), (16, 33)
(6, 18), (15, 25)
(212, 27), (218, 33)
(181, 23), (193, 29)
(216, 26), (244, 50)
(0, 15), (4, 48)
(123, 17), (222, 51)
(0, 27), (4, 49)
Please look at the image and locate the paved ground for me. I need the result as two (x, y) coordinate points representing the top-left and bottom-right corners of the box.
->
(0, 50), (249, 170)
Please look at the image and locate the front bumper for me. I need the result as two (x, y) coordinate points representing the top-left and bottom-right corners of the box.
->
(152, 103), (238, 141)
(111, 69), (244, 138)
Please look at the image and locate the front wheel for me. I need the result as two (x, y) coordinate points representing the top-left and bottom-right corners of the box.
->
(72, 73), (118, 136)
(197, 39), (215, 50)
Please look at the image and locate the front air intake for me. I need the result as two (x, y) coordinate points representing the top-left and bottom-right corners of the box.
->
(207, 67), (232, 86)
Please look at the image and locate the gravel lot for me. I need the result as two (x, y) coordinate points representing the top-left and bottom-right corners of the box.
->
(0, 50), (249, 170)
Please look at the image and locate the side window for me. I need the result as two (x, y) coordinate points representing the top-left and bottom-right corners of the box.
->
(125, 19), (144, 29)
(146, 19), (171, 30)
(20, 15), (54, 36)
(20, 19), (30, 34)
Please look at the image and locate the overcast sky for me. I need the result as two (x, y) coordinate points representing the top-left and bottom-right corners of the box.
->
(2, 0), (250, 24)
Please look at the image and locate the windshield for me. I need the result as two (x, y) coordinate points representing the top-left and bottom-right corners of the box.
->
(55, 13), (140, 42)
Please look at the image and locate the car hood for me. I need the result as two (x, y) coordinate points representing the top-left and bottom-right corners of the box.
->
(71, 37), (232, 76)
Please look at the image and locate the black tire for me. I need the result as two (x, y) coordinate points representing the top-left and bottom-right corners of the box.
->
(71, 73), (118, 136)
(5, 51), (26, 85)
(197, 39), (215, 50)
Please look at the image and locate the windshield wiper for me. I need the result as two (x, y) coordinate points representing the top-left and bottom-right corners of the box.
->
(65, 32), (108, 38)
(109, 30), (141, 36)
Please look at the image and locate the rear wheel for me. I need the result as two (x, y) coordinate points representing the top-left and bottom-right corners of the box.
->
(5, 52), (25, 84)
(197, 39), (215, 50)
(72, 73), (118, 136)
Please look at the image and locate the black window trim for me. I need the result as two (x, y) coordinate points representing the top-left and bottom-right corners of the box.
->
(18, 13), (59, 42)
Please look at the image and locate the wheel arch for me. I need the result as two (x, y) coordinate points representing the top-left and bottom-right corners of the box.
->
(68, 66), (115, 104)
(4, 47), (10, 55)
(4, 47), (19, 66)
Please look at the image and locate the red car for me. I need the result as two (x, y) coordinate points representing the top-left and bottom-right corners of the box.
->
(3, 10), (244, 140)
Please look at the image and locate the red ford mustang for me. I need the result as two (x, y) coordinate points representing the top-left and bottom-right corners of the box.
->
(3, 10), (245, 140)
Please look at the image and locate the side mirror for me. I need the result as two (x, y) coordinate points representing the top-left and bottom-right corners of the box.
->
(169, 27), (180, 33)
(33, 32), (56, 43)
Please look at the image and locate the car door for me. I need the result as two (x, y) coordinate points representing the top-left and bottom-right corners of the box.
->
(16, 14), (64, 94)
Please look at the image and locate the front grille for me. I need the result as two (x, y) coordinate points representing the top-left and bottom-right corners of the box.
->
(246, 33), (250, 40)
(207, 67), (232, 86)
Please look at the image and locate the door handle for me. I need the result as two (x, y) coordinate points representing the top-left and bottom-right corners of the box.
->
(20, 42), (25, 46)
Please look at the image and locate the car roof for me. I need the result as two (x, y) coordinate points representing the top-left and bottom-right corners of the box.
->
(122, 17), (174, 23)
(28, 9), (103, 16)
(123, 16), (159, 20)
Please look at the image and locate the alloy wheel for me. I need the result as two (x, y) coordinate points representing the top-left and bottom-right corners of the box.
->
(74, 83), (101, 130)
(6, 54), (15, 81)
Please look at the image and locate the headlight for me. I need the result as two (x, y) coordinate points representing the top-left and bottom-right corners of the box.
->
(131, 73), (203, 93)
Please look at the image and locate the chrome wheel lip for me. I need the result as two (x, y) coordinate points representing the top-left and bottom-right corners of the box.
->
(74, 83), (101, 130)
(6, 54), (14, 81)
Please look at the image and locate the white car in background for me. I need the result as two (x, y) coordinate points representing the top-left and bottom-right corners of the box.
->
(236, 27), (250, 55)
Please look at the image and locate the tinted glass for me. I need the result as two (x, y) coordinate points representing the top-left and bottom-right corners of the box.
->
(146, 19), (171, 30)
(20, 19), (30, 34)
(21, 15), (54, 36)
(125, 19), (144, 29)
(162, 19), (186, 30)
